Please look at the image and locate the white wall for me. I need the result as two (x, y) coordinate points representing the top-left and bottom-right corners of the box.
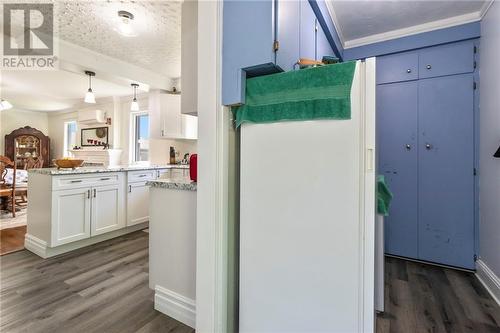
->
(479, 1), (500, 277)
(0, 108), (49, 156)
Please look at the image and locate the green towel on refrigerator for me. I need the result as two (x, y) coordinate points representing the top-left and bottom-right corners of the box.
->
(232, 61), (356, 127)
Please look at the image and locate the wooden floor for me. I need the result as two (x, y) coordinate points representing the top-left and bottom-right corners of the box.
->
(2, 231), (499, 333)
(0, 231), (194, 333)
(0, 225), (26, 256)
(378, 257), (500, 333)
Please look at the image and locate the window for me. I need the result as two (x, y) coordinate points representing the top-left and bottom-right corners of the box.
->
(131, 112), (149, 162)
(63, 121), (77, 157)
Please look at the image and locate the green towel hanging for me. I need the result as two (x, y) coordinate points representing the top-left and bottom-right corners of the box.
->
(377, 175), (393, 216)
(232, 61), (356, 128)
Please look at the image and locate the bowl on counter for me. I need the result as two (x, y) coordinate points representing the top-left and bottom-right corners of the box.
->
(53, 158), (85, 170)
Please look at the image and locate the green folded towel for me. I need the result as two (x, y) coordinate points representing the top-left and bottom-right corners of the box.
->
(232, 61), (356, 127)
(377, 175), (393, 216)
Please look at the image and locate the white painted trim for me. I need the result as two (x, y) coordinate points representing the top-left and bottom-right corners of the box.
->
(344, 11), (482, 49)
(24, 223), (147, 259)
(476, 259), (500, 306)
(24, 234), (48, 258)
(324, 0), (345, 46)
(196, 0), (227, 332)
(480, 0), (495, 19)
(155, 285), (196, 328)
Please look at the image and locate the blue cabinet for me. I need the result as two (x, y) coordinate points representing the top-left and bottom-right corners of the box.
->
(376, 52), (419, 84)
(377, 40), (477, 269)
(222, 0), (335, 106)
(222, 0), (275, 106)
(417, 74), (475, 269)
(377, 81), (419, 259)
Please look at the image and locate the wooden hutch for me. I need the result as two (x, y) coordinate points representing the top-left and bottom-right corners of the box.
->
(4, 126), (50, 168)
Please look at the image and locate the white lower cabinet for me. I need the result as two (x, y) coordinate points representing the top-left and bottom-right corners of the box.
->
(127, 182), (150, 226)
(51, 187), (91, 246)
(91, 184), (125, 236)
(51, 180), (125, 246)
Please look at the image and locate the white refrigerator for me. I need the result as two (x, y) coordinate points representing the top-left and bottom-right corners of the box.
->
(239, 59), (377, 333)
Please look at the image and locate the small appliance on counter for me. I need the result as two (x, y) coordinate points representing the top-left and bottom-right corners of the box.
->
(190, 154), (197, 182)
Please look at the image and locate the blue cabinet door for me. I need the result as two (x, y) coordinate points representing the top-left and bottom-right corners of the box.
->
(377, 52), (419, 84)
(222, 0), (274, 106)
(417, 74), (475, 269)
(276, 0), (300, 71)
(377, 81), (419, 259)
(418, 40), (475, 79)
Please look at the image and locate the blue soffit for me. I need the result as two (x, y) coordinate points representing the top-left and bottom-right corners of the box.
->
(343, 21), (481, 60)
(308, 0), (344, 61)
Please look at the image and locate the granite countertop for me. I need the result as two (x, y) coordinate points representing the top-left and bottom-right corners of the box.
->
(28, 164), (189, 175)
(146, 178), (197, 191)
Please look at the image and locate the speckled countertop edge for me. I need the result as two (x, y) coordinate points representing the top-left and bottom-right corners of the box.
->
(146, 179), (197, 191)
(28, 164), (189, 175)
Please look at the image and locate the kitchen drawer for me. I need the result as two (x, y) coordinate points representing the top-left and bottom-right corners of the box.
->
(157, 168), (169, 178)
(377, 52), (419, 84)
(52, 173), (121, 191)
(128, 170), (157, 183)
(419, 41), (475, 79)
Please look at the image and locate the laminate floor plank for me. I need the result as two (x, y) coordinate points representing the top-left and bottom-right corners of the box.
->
(379, 257), (500, 333)
(0, 231), (193, 333)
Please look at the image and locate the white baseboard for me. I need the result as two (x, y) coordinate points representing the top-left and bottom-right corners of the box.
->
(155, 285), (196, 328)
(24, 234), (48, 258)
(24, 223), (148, 259)
(476, 259), (500, 306)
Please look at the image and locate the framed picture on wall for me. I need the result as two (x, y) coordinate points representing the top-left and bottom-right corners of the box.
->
(81, 127), (109, 147)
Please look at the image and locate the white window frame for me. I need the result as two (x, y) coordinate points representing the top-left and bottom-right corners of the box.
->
(130, 111), (150, 164)
(63, 120), (77, 157)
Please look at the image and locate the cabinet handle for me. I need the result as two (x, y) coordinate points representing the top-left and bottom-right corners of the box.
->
(70, 180), (82, 183)
(425, 143), (432, 150)
(87, 189), (90, 199)
(405, 144), (411, 150)
(129, 185), (132, 193)
(426, 64), (432, 70)
(100, 177), (110, 181)
(407, 69), (412, 73)
(138, 174), (147, 178)
(161, 130), (164, 136)
(93, 189), (96, 198)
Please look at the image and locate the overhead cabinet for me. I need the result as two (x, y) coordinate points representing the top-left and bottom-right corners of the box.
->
(222, 0), (335, 106)
(149, 91), (198, 140)
(377, 39), (477, 270)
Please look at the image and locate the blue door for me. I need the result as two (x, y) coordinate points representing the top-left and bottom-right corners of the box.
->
(377, 81), (419, 259)
(417, 74), (475, 269)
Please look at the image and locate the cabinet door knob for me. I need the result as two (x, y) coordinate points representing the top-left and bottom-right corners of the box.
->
(405, 144), (411, 150)
(407, 69), (412, 73)
(425, 143), (432, 150)
(426, 64), (432, 70)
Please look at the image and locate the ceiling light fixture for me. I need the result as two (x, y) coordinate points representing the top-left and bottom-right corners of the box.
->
(0, 99), (13, 110)
(84, 71), (96, 104)
(131, 83), (140, 111)
(116, 10), (137, 37)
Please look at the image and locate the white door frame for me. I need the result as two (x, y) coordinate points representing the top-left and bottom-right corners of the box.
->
(196, 1), (229, 332)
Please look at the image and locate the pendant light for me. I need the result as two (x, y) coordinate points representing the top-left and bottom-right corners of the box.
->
(0, 99), (13, 110)
(131, 83), (139, 111)
(84, 71), (96, 104)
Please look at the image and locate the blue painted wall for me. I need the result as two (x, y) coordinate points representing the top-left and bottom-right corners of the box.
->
(308, 0), (343, 60)
(343, 21), (481, 60)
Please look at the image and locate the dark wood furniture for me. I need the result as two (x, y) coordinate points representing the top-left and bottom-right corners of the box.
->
(0, 155), (16, 218)
(4, 126), (50, 169)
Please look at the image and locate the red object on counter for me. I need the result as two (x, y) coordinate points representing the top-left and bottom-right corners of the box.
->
(190, 154), (198, 182)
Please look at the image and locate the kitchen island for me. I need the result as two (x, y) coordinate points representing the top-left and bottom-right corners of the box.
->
(147, 178), (197, 328)
(25, 164), (188, 258)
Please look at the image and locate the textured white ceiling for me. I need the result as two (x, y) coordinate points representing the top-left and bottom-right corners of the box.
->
(56, 0), (182, 78)
(1, 70), (133, 111)
(329, 0), (486, 44)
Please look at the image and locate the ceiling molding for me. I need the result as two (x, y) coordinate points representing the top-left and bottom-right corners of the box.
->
(480, 0), (495, 19)
(325, 0), (345, 46)
(344, 11), (482, 49)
